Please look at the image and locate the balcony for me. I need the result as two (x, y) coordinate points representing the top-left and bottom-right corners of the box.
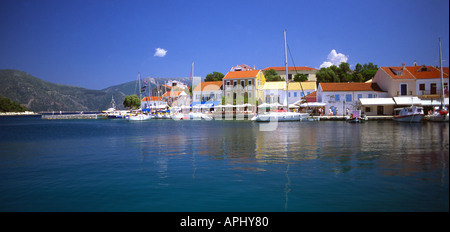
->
(225, 85), (254, 92)
(396, 91), (413, 96)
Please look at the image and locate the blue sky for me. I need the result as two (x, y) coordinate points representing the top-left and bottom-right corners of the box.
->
(1, 0), (449, 90)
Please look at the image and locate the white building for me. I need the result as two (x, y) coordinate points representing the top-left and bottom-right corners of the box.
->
(317, 82), (389, 116)
(192, 81), (223, 107)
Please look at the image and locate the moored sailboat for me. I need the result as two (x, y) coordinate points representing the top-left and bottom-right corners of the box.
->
(127, 72), (152, 121)
(426, 38), (449, 122)
(252, 30), (309, 122)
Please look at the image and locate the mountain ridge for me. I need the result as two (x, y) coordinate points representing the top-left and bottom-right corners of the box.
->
(0, 69), (191, 112)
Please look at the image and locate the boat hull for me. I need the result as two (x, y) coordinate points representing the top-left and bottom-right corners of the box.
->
(128, 115), (152, 121)
(393, 114), (424, 122)
(251, 112), (309, 122)
(426, 113), (449, 122)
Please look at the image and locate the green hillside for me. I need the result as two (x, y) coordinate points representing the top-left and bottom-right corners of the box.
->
(0, 69), (124, 112)
(0, 69), (191, 112)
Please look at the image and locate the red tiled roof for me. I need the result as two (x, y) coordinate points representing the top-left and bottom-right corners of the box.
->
(141, 96), (162, 102)
(193, 81), (223, 92)
(405, 65), (449, 79)
(264, 67), (318, 71)
(319, 82), (385, 92)
(162, 91), (184, 97)
(381, 65), (449, 80)
(223, 70), (261, 79)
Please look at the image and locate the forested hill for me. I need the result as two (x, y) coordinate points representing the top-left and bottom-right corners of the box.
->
(0, 69), (125, 112)
(0, 69), (191, 112)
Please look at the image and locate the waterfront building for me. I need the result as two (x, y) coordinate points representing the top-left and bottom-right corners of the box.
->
(373, 64), (449, 99)
(222, 68), (266, 105)
(316, 82), (388, 116)
(162, 91), (189, 107)
(192, 81), (223, 108)
(263, 66), (318, 82)
(262, 81), (316, 105)
(141, 96), (165, 109)
(372, 64), (449, 112)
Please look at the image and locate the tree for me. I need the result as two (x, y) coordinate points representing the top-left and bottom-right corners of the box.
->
(205, 72), (225, 82)
(316, 67), (339, 83)
(123, 95), (141, 109)
(0, 96), (28, 112)
(316, 62), (379, 83)
(263, 69), (284, 81)
(294, 73), (308, 82)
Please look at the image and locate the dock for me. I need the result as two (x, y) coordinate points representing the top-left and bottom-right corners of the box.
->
(41, 114), (99, 120)
(312, 115), (393, 121)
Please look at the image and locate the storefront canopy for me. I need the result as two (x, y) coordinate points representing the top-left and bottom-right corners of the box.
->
(393, 97), (422, 105)
(359, 98), (395, 106)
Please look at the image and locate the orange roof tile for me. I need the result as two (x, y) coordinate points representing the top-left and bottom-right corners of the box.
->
(405, 65), (449, 79)
(319, 82), (384, 92)
(223, 70), (261, 80)
(381, 65), (449, 80)
(193, 81), (223, 92)
(264, 67), (318, 71)
(162, 91), (184, 97)
(141, 96), (162, 102)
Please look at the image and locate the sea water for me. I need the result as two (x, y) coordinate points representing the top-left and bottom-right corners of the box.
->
(0, 117), (448, 212)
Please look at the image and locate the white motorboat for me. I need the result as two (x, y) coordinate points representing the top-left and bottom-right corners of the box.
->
(251, 111), (309, 122)
(128, 114), (152, 121)
(189, 112), (213, 120)
(393, 105), (424, 122)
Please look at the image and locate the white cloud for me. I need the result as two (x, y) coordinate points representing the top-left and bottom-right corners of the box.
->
(154, 48), (167, 57)
(320, 49), (348, 68)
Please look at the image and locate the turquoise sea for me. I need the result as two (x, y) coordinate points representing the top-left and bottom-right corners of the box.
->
(0, 117), (448, 212)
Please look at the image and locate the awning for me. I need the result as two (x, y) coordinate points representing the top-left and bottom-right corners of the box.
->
(420, 98), (449, 106)
(191, 101), (220, 108)
(393, 97), (422, 105)
(300, 102), (327, 107)
(359, 98), (395, 106)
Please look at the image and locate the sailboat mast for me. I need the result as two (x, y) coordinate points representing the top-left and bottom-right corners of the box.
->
(439, 38), (445, 106)
(284, 30), (289, 110)
(138, 72), (141, 99)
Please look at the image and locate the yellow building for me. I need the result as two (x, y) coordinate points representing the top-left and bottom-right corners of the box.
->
(263, 66), (318, 82)
(263, 81), (317, 104)
(223, 69), (266, 104)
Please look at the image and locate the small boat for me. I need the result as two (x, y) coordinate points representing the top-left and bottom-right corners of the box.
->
(393, 105), (424, 122)
(189, 112), (213, 120)
(127, 113), (151, 121)
(251, 110), (309, 122)
(427, 107), (449, 122)
(346, 110), (366, 123)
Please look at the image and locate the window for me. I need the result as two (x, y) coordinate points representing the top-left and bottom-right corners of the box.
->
(233, 81), (237, 86)
(365, 107), (371, 112)
(357, 94), (362, 100)
(346, 94), (352, 102)
(248, 80), (252, 86)
(368, 94), (373, 98)
(241, 80), (245, 88)
(335, 94), (340, 101)
(400, 84), (408, 96)
(226, 81), (230, 86)
(288, 92), (291, 97)
(419, 84), (425, 91)
(294, 92), (297, 97)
